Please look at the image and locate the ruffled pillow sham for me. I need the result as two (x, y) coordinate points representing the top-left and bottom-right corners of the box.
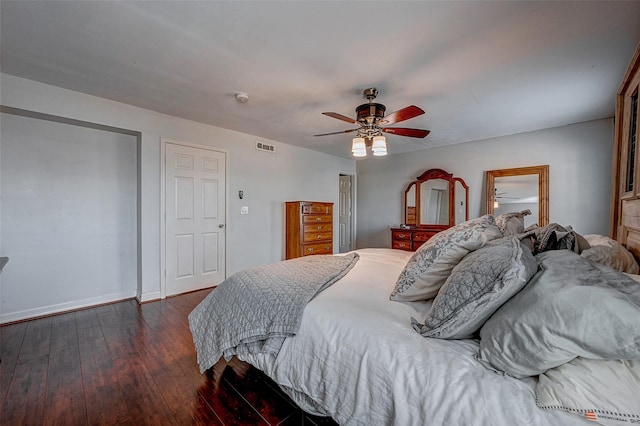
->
(390, 215), (502, 302)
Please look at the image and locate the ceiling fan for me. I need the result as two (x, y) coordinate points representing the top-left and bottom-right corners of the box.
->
(494, 189), (518, 200)
(314, 88), (430, 157)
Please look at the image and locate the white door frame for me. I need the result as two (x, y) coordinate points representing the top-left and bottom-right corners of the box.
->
(160, 138), (229, 299)
(338, 172), (357, 252)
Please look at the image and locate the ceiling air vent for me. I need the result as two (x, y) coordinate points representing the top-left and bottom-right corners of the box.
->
(256, 140), (275, 153)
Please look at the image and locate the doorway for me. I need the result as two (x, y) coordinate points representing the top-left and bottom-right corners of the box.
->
(338, 174), (355, 253)
(163, 140), (227, 297)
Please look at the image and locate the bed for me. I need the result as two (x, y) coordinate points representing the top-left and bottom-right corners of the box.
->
(189, 215), (640, 426)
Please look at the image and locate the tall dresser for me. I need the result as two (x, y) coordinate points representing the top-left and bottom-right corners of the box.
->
(285, 201), (333, 259)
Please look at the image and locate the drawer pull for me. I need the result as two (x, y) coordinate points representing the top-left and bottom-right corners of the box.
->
(316, 217), (322, 221)
(398, 233), (406, 238)
(325, 246), (330, 250)
(307, 247), (314, 253)
(317, 234), (322, 239)
(399, 243), (406, 247)
(317, 226), (322, 230)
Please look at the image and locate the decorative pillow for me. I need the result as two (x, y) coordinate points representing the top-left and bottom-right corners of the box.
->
(390, 215), (502, 302)
(536, 357), (640, 426)
(411, 237), (537, 339)
(479, 250), (640, 378)
(581, 234), (639, 274)
(411, 237), (538, 339)
(494, 209), (531, 236)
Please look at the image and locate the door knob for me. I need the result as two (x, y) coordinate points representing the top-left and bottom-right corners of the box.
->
(218, 224), (225, 228)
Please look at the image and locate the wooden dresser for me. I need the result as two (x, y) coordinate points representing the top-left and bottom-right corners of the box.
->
(285, 201), (333, 259)
(390, 227), (439, 251)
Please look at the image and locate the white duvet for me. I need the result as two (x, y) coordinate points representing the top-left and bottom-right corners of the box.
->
(240, 249), (590, 425)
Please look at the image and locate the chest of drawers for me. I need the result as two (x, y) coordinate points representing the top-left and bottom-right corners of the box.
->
(285, 201), (334, 259)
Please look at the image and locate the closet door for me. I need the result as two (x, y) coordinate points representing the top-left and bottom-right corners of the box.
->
(165, 142), (226, 296)
(611, 42), (640, 255)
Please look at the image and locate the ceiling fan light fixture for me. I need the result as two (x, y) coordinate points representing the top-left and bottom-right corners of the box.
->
(372, 135), (387, 156)
(352, 137), (366, 157)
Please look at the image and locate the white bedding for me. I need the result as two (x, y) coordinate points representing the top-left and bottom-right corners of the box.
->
(240, 248), (590, 425)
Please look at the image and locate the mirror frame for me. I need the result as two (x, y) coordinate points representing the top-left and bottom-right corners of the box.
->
(485, 165), (549, 226)
(404, 181), (417, 226)
(453, 177), (470, 225)
(406, 168), (469, 228)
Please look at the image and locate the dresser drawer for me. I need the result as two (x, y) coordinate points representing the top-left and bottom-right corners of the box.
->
(413, 240), (427, 251)
(301, 203), (332, 215)
(413, 231), (437, 243)
(302, 214), (332, 224)
(302, 242), (333, 256)
(392, 240), (413, 251)
(391, 230), (412, 240)
(303, 231), (333, 243)
(303, 223), (333, 233)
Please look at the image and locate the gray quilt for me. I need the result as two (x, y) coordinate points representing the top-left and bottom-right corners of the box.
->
(188, 252), (359, 373)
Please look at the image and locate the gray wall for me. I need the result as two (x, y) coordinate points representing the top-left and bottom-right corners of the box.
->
(1, 113), (138, 320)
(356, 119), (613, 248)
(0, 73), (355, 321)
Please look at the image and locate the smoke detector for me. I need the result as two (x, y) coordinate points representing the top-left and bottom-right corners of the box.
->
(235, 92), (249, 103)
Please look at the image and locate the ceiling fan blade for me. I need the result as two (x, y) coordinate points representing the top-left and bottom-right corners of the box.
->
(379, 105), (424, 125)
(314, 128), (359, 137)
(382, 127), (430, 138)
(322, 112), (356, 124)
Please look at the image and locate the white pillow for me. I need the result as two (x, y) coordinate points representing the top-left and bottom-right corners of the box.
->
(390, 215), (502, 302)
(537, 357), (640, 426)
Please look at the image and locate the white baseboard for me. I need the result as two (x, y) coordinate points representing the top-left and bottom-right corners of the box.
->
(0, 291), (137, 324)
(136, 291), (162, 303)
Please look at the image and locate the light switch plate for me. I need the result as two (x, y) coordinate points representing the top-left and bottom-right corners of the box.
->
(240, 206), (249, 215)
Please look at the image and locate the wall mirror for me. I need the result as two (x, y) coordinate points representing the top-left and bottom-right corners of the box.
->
(485, 165), (549, 227)
(404, 168), (469, 228)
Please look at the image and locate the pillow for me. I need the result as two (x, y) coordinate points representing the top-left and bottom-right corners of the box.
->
(494, 209), (531, 236)
(479, 250), (640, 378)
(581, 234), (639, 274)
(390, 215), (503, 301)
(536, 357), (640, 426)
(411, 236), (537, 339)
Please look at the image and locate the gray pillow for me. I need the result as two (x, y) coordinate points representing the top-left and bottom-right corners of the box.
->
(536, 357), (640, 426)
(581, 234), (639, 274)
(390, 215), (503, 302)
(479, 250), (640, 378)
(412, 237), (538, 339)
(494, 209), (531, 236)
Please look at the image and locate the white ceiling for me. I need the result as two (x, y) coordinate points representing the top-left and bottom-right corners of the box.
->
(1, 1), (639, 159)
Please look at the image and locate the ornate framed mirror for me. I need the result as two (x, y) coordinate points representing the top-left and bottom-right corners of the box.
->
(485, 165), (549, 227)
(394, 169), (468, 251)
(404, 169), (469, 228)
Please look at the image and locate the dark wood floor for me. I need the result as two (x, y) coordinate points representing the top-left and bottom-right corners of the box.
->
(0, 289), (339, 425)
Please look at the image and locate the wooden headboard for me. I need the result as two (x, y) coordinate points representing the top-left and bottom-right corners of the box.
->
(619, 199), (640, 261)
(611, 41), (640, 259)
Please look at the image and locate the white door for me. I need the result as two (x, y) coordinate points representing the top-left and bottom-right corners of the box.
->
(165, 142), (226, 296)
(339, 174), (354, 253)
